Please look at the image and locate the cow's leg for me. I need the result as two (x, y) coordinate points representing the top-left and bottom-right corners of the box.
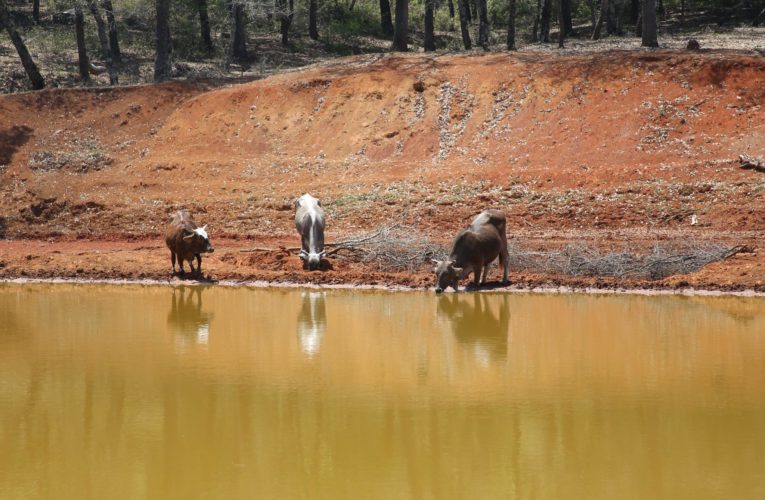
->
(480, 264), (490, 284)
(187, 257), (196, 275)
(170, 251), (177, 273)
(195, 254), (202, 275)
(500, 248), (509, 285)
(178, 256), (186, 275)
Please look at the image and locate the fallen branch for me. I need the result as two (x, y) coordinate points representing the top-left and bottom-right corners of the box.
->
(739, 154), (765, 173)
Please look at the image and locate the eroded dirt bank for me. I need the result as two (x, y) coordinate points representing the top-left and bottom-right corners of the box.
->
(1, 51), (764, 291)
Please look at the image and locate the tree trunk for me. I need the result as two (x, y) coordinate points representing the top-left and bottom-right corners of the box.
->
(75, 3), (90, 82)
(379, 0), (394, 36)
(532, 0), (540, 41)
(635, 4), (642, 36)
(506, 0), (516, 50)
(309, 0), (319, 39)
(558, 0), (565, 47)
(470, 0), (477, 21)
(88, 0), (117, 84)
(101, 0), (121, 63)
(0, 0), (45, 89)
(606, 0), (618, 34)
(154, 0), (171, 82)
(280, 0), (294, 46)
(391, 0), (408, 51)
(587, 0), (596, 30)
(540, 0), (551, 42)
(447, 0), (454, 18)
(424, 0), (435, 51)
(198, 0), (213, 51)
(592, 0), (607, 39)
(349, 0), (357, 9)
(231, 1), (246, 59)
(32, 0), (39, 23)
(477, 0), (489, 50)
(630, 0), (640, 23)
(562, 0), (573, 35)
(457, 0), (472, 49)
(641, 0), (657, 47)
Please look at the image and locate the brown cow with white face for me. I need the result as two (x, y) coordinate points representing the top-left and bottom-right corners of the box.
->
(165, 210), (214, 276)
(432, 209), (509, 293)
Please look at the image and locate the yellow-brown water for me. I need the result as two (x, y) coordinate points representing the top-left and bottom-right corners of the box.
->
(1, 283), (764, 499)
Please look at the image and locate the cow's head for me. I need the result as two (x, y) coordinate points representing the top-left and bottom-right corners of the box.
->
(432, 259), (463, 293)
(300, 248), (326, 270)
(183, 226), (214, 253)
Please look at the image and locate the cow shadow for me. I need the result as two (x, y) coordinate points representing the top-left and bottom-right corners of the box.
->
(437, 293), (510, 362)
(0, 126), (33, 166)
(166, 286), (213, 350)
(296, 291), (326, 358)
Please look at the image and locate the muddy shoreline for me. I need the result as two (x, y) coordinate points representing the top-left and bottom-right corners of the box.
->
(3, 275), (764, 299)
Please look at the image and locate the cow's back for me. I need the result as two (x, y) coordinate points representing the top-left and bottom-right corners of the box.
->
(450, 210), (506, 268)
(165, 210), (197, 253)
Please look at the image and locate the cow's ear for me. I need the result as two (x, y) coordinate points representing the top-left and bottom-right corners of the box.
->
(294, 199), (301, 210)
(452, 266), (463, 274)
(317, 199), (322, 207)
(431, 259), (440, 265)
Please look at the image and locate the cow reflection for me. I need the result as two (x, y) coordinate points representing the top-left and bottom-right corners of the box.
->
(297, 292), (326, 358)
(437, 293), (510, 364)
(167, 286), (213, 351)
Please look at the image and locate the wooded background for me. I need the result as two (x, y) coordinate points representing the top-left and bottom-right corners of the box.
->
(1, 0), (763, 91)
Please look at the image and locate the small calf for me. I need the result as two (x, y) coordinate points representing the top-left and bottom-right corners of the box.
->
(165, 210), (214, 276)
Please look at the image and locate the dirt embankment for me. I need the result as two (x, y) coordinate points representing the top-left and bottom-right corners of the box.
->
(1, 51), (764, 291)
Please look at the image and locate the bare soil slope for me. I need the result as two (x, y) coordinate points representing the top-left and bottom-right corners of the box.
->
(1, 51), (764, 290)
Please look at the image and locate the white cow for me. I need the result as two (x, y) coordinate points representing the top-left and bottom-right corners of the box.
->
(294, 193), (326, 270)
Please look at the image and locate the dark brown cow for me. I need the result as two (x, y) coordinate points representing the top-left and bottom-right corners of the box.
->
(165, 210), (214, 276)
(432, 209), (509, 293)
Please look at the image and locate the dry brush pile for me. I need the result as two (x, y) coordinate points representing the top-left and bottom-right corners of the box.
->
(327, 224), (743, 280)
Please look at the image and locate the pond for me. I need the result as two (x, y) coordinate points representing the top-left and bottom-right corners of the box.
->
(1, 283), (764, 499)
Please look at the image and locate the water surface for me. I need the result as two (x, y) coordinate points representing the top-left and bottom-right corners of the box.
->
(1, 283), (764, 499)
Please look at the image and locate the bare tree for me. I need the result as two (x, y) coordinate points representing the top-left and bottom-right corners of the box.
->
(532, 0), (540, 41)
(279, 0), (294, 46)
(197, 0), (213, 51)
(592, 0), (607, 40)
(32, 0), (39, 23)
(88, 0), (117, 84)
(0, 0), (45, 89)
(230, 0), (246, 60)
(457, 0), (472, 49)
(447, 0), (454, 17)
(391, 0), (408, 51)
(424, 0), (435, 51)
(641, 0), (658, 46)
(379, 0), (394, 36)
(75, 3), (90, 82)
(539, 0), (551, 42)
(309, 0), (319, 40)
(562, 0), (573, 35)
(558, 0), (565, 47)
(101, 0), (121, 63)
(506, 0), (516, 50)
(477, 0), (489, 50)
(154, 0), (171, 82)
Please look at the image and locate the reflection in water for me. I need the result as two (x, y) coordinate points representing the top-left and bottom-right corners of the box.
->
(166, 285), (212, 350)
(1, 284), (765, 499)
(297, 291), (326, 358)
(437, 293), (510, 364)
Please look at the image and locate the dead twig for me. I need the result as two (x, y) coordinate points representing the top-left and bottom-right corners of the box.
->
(739, 154), (765, 173)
